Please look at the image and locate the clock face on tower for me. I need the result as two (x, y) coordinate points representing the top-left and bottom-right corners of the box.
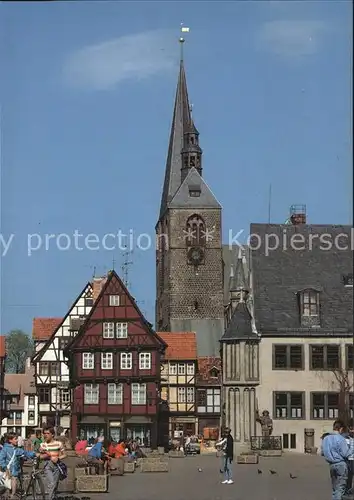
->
(188, 246), (204, 266)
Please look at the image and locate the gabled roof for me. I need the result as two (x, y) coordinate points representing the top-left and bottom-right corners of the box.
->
(65, 270), (167, 352)
(168, 167), (220, 209)
(157, 332), (197, 360)
(32, 282), (92, 362)
(196, 357), (222, 385)
(5, 359), (36, 410)
(250, 224), (353, 333)
(32, 318), (62, 341)
(221, 301), (256, 341)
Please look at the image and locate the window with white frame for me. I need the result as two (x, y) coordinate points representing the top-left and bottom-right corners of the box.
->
(131, 383), (146, 405)
(60, 389), (71, 405)
(109, 295), (120, 306)
(139, 353), (151, 370)
(84, 384), (99, 404)
(178, 363), (185, 375)
(101, 352), (113, 370)
(103, 322), (115, 338)
(82, 353), (94, 369)
(121, 352), (132, 370)
(186, 387), (194, 403)
(169, 363), (177, 375)
(107, 383), (123, 405)
(186, 363), (194, 375)
(116, 322), (128, 338)
(178, 387), (186, 403)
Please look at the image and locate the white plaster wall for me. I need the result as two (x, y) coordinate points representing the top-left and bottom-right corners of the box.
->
(257, 337), (353, 453)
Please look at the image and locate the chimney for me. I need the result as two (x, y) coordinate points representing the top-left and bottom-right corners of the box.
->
(92, 277), (107, 302)
(289, 204), (306, 225)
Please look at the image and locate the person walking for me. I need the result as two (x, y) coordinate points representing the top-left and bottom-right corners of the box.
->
(321, 419), (351, 500)
(38, 427), (66, 500)
(216, 428), (234, 484)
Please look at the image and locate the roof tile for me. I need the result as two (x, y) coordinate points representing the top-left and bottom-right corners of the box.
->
(32, 318), (62, 341)
(157, 332), (197, 360)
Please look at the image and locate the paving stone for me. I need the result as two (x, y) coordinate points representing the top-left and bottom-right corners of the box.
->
(87, 453), (333, 500)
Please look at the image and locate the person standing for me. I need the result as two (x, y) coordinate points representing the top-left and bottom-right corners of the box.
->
(38, 427), (66, 500)
(321, 419), (351, 500)
(216, 428), (234, 484)
(345, 419), (354, 495)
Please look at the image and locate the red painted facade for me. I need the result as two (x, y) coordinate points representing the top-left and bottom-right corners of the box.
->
(64, 271), (166, 447)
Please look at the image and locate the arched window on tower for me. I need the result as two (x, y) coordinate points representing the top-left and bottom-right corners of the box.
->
(185, 214), (206, 246)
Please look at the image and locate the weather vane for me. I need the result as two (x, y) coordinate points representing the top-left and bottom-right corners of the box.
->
(179, 23), (190, 61)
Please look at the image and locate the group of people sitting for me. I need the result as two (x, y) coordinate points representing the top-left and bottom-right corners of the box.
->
(74, 436), (146, 472)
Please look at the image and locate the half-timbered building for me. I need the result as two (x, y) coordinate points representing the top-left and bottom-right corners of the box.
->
(32, 283), (94, 429)
(1, 358), (38, 437)
(64, 270), (166, 447)
(196, 357), (221, 440)
(32, 318), (62, 353)
(158, 332), (197, 437)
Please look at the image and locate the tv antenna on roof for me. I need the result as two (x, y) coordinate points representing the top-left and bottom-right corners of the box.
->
(121, 248), (133, 289)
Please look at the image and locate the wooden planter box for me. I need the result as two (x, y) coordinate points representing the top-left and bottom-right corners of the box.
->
(141, 459), (169, 473)
(237, 454), (259, 464)
(124, 461), (135, 473)
(76, 474), (109, 492)
(168, 450), (184, 458)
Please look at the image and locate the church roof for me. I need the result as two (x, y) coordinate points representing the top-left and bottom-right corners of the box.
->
(221, 301), (256, 341)
(159, 61), (193, 219)
(169, 167), (220, 209)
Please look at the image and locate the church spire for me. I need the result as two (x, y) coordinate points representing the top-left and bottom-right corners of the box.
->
(229, 247), (249, 307)
(159, 32), (202, 220)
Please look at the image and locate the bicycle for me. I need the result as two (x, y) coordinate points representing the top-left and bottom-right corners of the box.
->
(17, 457), (45, 500)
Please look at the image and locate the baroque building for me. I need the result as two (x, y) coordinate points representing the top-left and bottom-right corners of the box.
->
(155, 46), (224, 357)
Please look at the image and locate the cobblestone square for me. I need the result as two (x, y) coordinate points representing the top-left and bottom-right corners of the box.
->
(89, 453), (331, 500)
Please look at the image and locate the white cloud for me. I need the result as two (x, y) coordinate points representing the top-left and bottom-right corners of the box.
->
(257, 20), (327, 59)
(62, 29), (177, 90)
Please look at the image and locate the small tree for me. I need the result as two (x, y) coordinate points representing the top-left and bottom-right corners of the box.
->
(5, 330), (33, 374)
(332, 367), (352, 424)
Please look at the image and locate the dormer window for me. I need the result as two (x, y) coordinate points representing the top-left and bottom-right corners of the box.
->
(189, 185), (201, 198)
(343, 274), (353, 288)
(298, 289), (320, 327)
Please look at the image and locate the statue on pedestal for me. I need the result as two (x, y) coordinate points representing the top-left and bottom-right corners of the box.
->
(256, 410), (273, 437)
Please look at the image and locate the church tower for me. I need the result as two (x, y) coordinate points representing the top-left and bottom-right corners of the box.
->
(155, 37), (224, 357)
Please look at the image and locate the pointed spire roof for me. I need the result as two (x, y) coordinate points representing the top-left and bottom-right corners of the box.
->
(221, 302), (256, 341)
(159, 60), (196, 219)
(229, 247), (248, 292)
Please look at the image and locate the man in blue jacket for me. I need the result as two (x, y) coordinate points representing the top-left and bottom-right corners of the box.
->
(322, 420), (351, 500)
(0, 432), (36, 498)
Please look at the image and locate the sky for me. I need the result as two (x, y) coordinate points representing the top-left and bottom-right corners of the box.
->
(0, 0), (352, 334)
